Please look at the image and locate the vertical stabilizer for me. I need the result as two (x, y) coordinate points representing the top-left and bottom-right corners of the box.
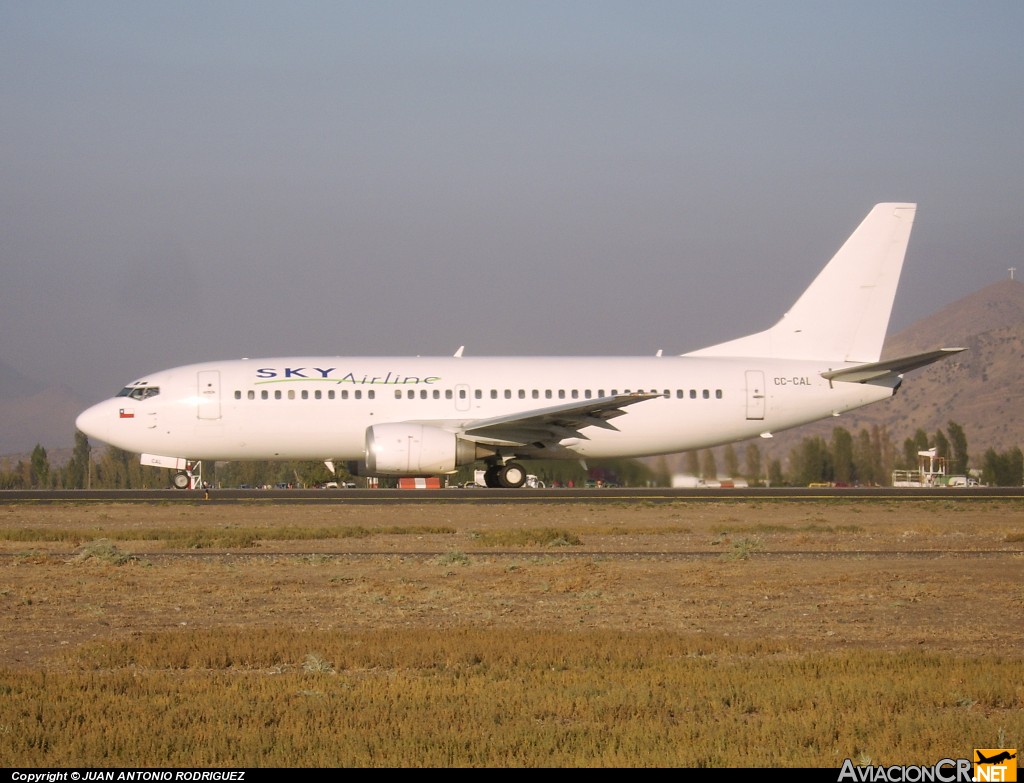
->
(684, 203), (916, 362)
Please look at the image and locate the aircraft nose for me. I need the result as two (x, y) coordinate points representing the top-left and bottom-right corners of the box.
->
(75, 401), (111, 441)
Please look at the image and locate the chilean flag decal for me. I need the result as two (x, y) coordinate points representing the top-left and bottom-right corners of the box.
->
(119, 408), (134, 419)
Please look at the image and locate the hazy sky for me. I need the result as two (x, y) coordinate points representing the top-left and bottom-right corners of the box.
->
(2, 1), (1022, 403)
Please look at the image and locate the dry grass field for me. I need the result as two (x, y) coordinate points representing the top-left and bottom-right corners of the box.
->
(0, 497), (1022, 766)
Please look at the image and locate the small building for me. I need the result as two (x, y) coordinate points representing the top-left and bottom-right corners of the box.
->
(892, 448), (947, 487)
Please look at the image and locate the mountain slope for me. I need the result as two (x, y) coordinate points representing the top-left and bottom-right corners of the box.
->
(764, 279), (1024, 462)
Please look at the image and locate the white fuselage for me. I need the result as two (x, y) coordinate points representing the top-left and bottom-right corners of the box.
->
(75, 354), (896, 464)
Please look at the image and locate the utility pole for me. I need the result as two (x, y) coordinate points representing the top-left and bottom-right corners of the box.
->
(1010, 267), (1017, 281)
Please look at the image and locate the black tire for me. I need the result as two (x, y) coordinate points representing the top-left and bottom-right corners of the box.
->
(499, 462), (527, 488)
(172, 471), (191, 490)
(483, 466), (502, 488)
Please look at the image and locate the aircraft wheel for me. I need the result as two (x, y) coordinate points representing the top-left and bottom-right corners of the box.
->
(499, 462), (527, 488)
(483, 466), (502, 488)
(172, 471), (191, 490)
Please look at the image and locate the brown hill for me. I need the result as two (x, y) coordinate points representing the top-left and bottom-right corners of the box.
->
(758, 279), (1024, 467)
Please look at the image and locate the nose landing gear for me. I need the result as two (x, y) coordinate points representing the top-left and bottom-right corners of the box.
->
(170, 461), (202, 489)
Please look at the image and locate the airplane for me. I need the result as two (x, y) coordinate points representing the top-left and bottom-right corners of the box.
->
(976, 752), (1016, 765)
(75, 203), (964, 489)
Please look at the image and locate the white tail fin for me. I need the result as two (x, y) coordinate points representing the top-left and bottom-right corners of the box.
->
(685, 203), (917, 362)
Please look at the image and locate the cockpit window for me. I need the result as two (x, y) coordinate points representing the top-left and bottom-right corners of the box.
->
(116, 386), (160, 401)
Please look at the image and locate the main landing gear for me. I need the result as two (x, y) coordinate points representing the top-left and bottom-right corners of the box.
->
(482, 461), (527, 489)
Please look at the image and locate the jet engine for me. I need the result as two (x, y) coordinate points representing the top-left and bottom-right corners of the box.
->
(364, 423), (492, 475)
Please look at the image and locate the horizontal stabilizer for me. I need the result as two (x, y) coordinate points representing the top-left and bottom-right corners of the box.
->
(820, 348), (965, 384)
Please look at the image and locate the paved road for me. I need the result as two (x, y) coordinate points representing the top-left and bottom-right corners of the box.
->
(2, 487), (1022, 503)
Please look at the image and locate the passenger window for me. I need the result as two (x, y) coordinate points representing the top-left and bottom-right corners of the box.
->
(261, 390), (269, 400)
(315, 390), (322, 400)
(288, 390), (295, 400)
(248, 390), (255, 400)
(274, 390), (282, 400)
(716, 390), (723, 399)
(234, 391), (241, 400)
(354, 390), (362, 400)
(703, 389), (709, 399)
(368, 390), (375, 399)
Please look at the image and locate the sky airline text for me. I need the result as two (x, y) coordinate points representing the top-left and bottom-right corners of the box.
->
(255, 369), (440, 385)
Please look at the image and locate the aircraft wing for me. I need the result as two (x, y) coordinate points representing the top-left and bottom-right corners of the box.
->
(455, 393), (662, 447)
(820, 348), (965, 384)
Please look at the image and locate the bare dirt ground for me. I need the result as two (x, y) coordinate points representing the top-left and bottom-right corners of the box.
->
(1, 498), (1022, 667)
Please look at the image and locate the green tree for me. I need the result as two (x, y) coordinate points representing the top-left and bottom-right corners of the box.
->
(902, 429), (930, 474)
(788, 436), (832, 486)
(981, 447), (1024, 486)
(722, 444), (739, 479)
(30, 444), (50, 489)
(946, 421), (969, 476)
(1011, 447), (1024, 487)
(0, 458), (21, 489)
(831, 427), (854, 485)
(767, 458), (784, 487)
(95, 447), (133, 488)
(652, 456), (672, 488)
(877, 426), (896, 485)
(683, 451), (700, 477)
(699, 449), (718, 480)
(66, 431), (92, 489)
(901, 437), (918, 470)
(933, 429), (949, 462)
(743, 442), (762, 485)
(853, 429), (878, 486)
(869, 426), (888, 486)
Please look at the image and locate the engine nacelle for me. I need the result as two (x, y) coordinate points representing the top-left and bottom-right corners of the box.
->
(364, 423), (491, 475)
